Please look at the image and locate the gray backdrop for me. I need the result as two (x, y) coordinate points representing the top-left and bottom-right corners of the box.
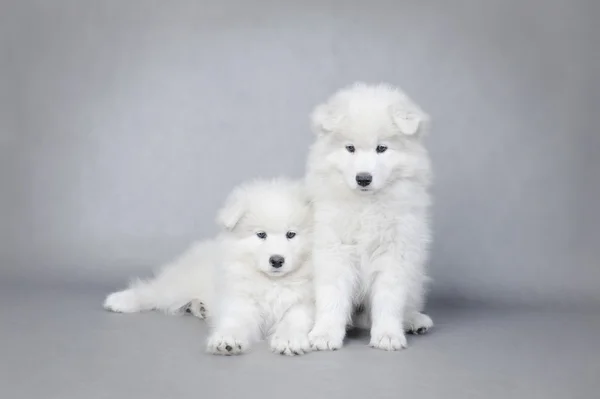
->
(1, 0), (598, 306)
(2, 2), (600, 399)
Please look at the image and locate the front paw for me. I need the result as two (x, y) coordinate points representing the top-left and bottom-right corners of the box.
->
(308, 326), (344, 351)
(369, 330), (407, 351)
(206, 333), (249, 356)
(270, 334), (311, 356)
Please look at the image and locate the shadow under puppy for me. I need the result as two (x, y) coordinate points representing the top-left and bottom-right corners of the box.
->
(104, 178), (314, 356)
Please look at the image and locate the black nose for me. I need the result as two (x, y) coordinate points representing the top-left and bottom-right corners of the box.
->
(269, 255), (285, 268)
(356, 173), (373, 187)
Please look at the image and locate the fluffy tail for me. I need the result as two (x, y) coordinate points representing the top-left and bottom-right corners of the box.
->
(103, 240), (217, 317)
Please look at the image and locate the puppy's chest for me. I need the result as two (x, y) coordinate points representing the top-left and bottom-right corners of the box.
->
(257, 281), (308, 319)
(336, 203), (398, 245)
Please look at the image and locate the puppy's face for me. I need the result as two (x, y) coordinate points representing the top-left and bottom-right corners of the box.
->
(310, 83), (430, 193)
(323, 129), (406, 193)
(241, 226), (309, 277)
(217, 179), (311, 277)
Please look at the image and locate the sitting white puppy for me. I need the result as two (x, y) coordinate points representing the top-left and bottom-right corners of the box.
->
(104, 178), (314, 356)
(306, 83), (434, 351)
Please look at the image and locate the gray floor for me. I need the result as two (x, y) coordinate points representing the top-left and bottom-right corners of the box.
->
(2, 273), (599, 399)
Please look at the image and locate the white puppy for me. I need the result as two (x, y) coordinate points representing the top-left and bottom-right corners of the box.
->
(306, 83), (434, 351)
(104, 178), (314, 356)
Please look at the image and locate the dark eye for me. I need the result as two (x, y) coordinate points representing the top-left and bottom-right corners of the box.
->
(345, 145), (355, 153)
(376, 145), (388, 153)
(286, 231), (297, 239)
(256, 231), (267, 239)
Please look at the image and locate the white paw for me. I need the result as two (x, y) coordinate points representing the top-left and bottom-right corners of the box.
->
(404, 312), (434, 335)
(369, 331), (407, 351)
(185, 299), (208, 319)
(103, 290), (141, 313)
(308, 327), (344, 351)
(270, 334), (311, 356)
(206, 333), (249, 356)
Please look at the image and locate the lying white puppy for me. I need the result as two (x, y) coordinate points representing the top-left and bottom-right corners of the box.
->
(104, 178), (314, 356)
(306, 83), (434, 351)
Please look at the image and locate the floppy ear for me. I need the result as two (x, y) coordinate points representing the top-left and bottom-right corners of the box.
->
(390, 105), (430, 137)
(310, 103), (343, 135)
(216, 189), (247, 231)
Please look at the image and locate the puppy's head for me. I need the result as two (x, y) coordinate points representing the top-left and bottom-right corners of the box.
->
(310, 82), (431, 193)
(217, 178), (312, 278)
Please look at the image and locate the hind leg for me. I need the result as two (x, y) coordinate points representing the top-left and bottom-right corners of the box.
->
(103, 277), (191, 315)
(404, 312), (434, 335)
(104, 241), (215, 315)
(103, 268), (196, 315)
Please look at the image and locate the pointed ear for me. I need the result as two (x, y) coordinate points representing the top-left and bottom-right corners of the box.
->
(310, 103), (343, 135)
(390, 105), (430, 136)
(216, 188), (247, 231)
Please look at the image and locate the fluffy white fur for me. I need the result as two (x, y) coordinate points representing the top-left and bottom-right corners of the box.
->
(104, 178), (314, 356)
(306, 83), (434, 351)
